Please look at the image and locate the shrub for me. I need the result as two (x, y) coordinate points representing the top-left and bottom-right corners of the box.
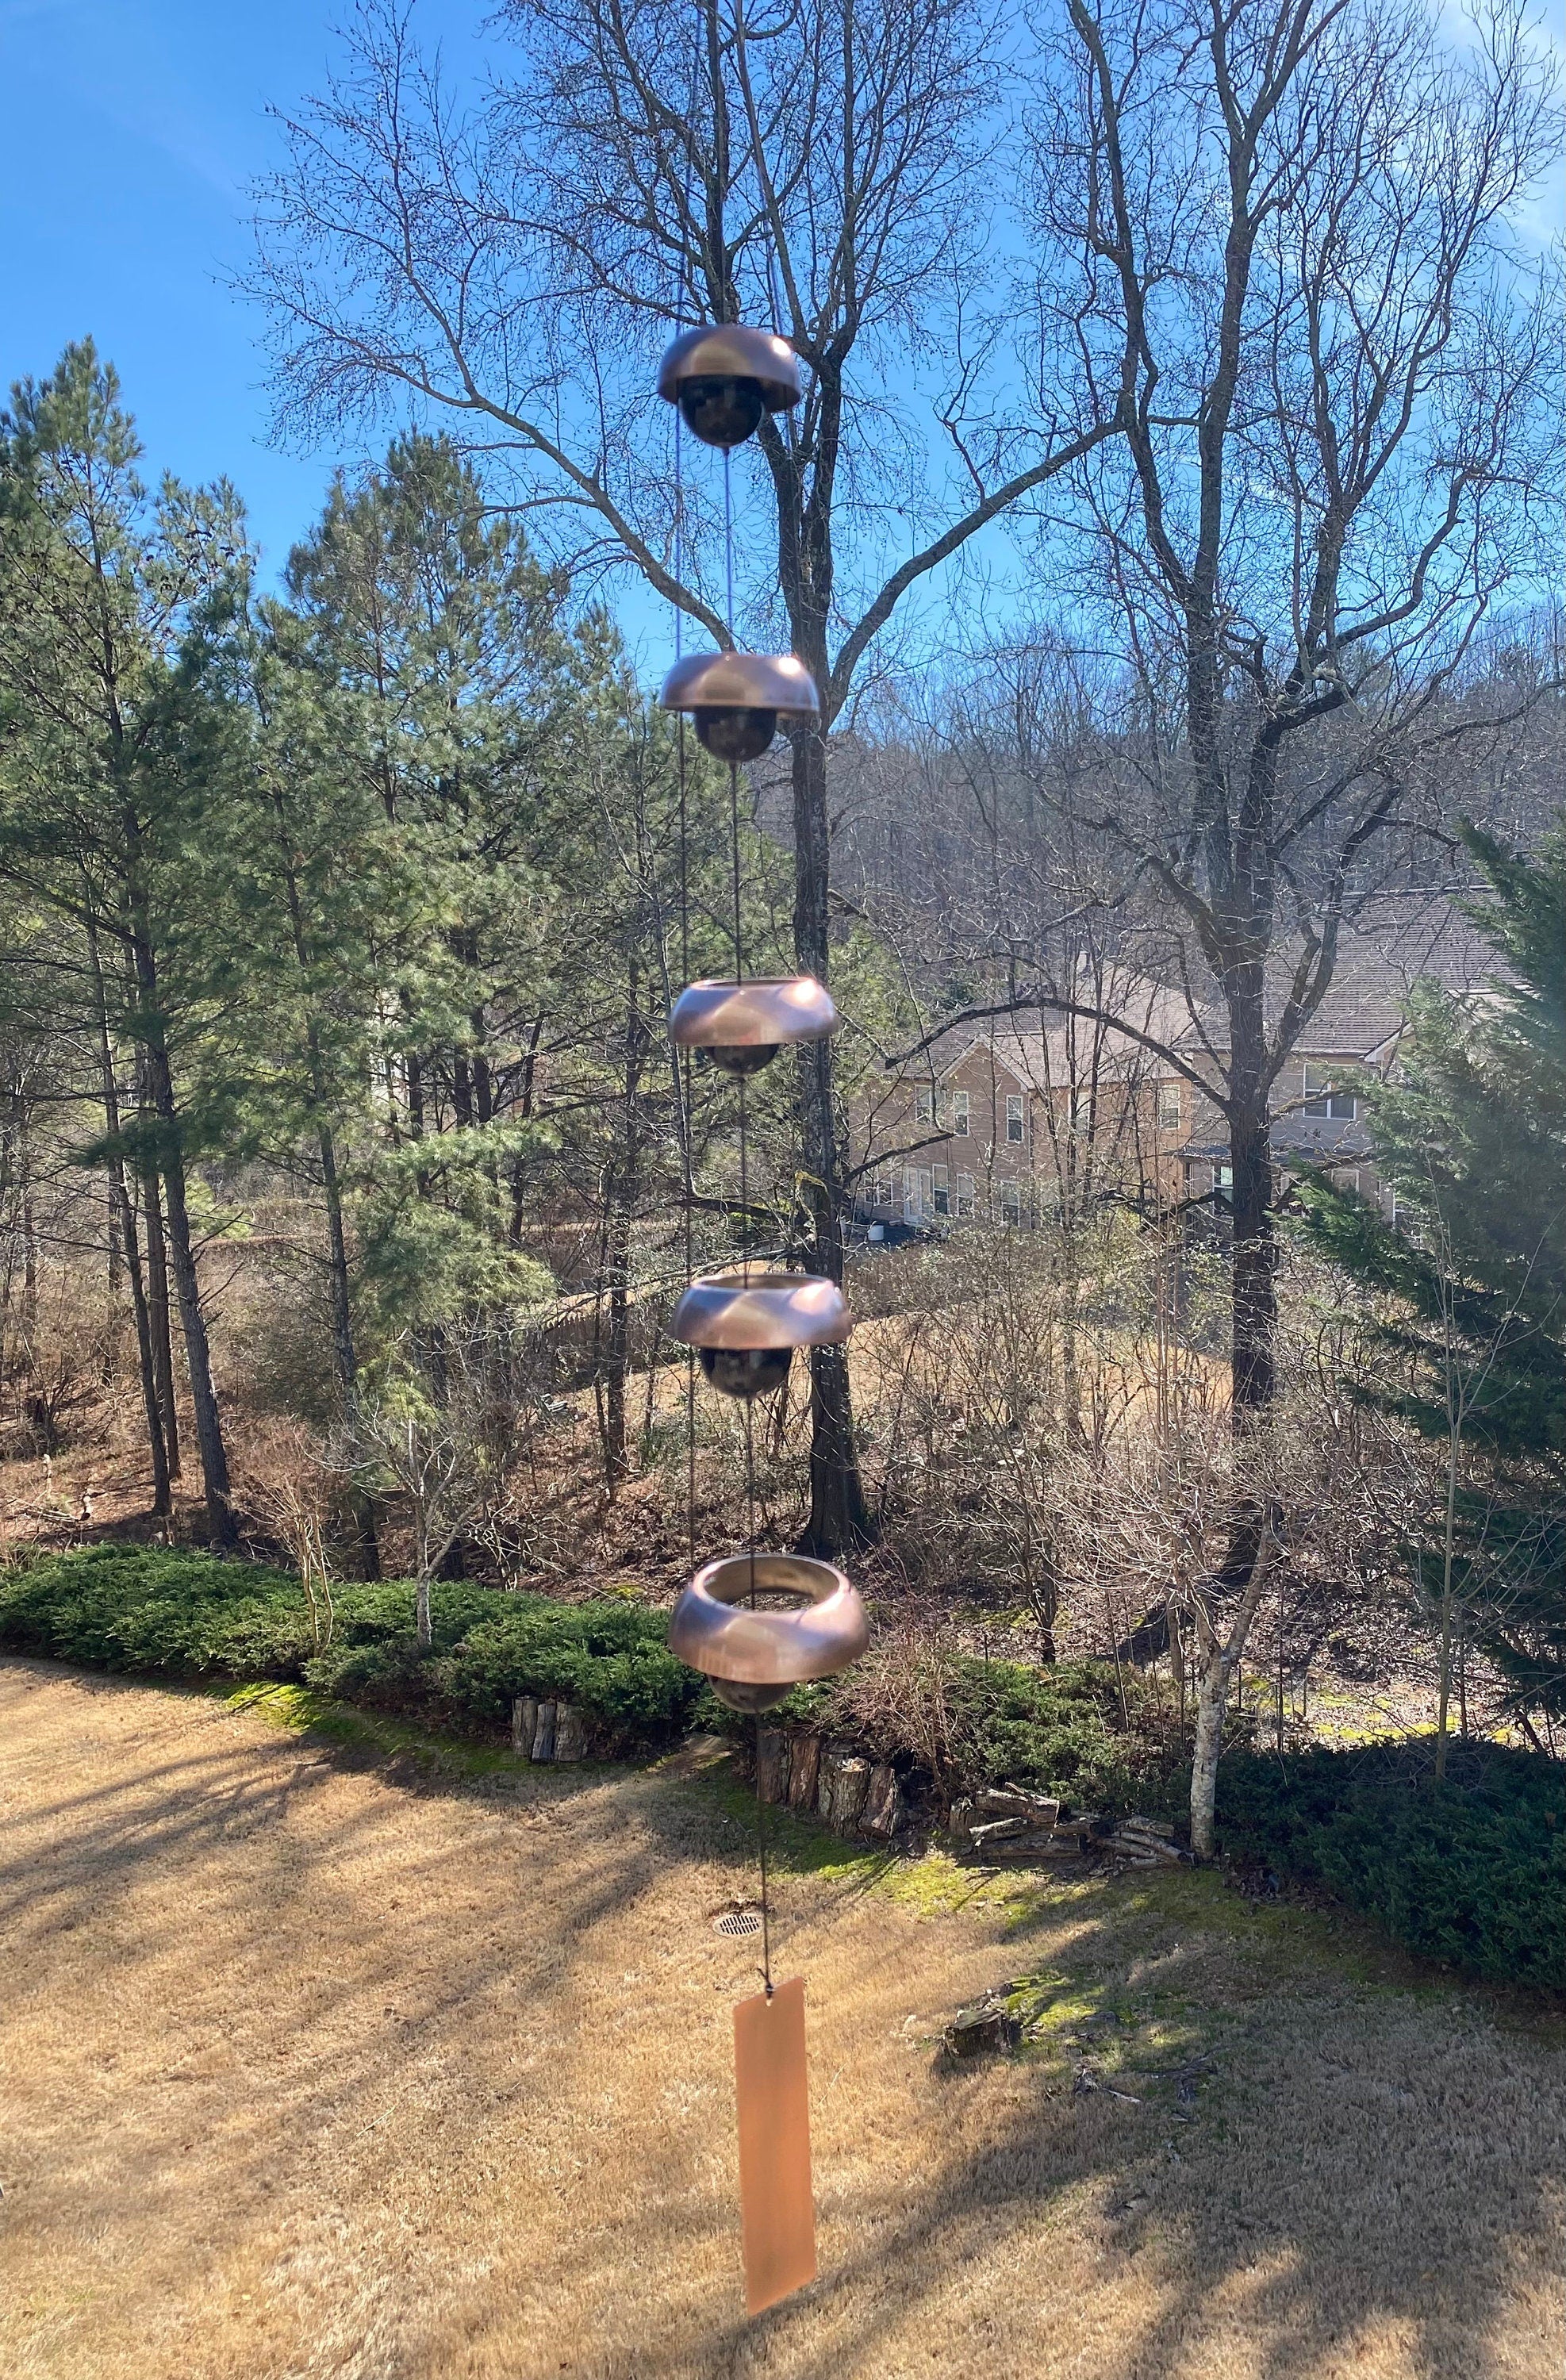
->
(942, 1657), (1185, 1814)
(725, 1649), (1185, 1818)
(0, 1545), (312, 1676)
(1217, 1741), (1566, 1989)
(305, 1596), (706, 1744)
(0, 1547), (702, 1749)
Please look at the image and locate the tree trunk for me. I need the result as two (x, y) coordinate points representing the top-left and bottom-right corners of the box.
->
(318, 1108), (380, 1579)
(1226, 965), (1276, 1427)
(87, 921), (171, 1514)
(156, 1127), (235, 1545)
(1189, 1653), (1227, 1863)
(789, 719), (869, 1553)
(414, 1502), (434, 1649)
(139, 1137), (181, 1480)
(1188, 1533), (1276, 1859)
(264, 781), (379, 1576)
(131, 931), (234, 1545)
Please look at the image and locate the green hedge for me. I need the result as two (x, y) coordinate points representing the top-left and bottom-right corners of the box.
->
(0, 1546), (708, 1749)
(718, 1652), (1188, 1819)
(7, 1547), (1560, 1990)
(1217, 1741), (1566, 1990)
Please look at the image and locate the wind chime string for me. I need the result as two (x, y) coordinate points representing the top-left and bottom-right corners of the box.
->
(724, 416), (773, 1995)
(675, 425), (697, 1576)
(672, 41), (701, 1585)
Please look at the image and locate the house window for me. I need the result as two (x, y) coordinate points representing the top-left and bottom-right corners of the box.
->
(1005, 1094), (1025, 1144)
(1216, 1164), (1233, 1195)
(932, 1164), (950, 1217)
(1157, 1081), (1181, 1130)
(914, 1084), (935, 1125)
(1303, 1064), (1356, 1121)
(873, 1171), (895, 1209)
(955, 1172), (975, 1219)
(952, 1089), (970, 1137)
(1000, 1180), (1022, 1224)
(904, 1167), (931, 1223)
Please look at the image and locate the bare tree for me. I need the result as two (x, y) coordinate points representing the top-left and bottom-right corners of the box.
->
(886, 0), (1555, 1487)
(345, 1328), (529, 1646)
(246, 0), (1130, 1549)
(1024, 0), (1558, 1426)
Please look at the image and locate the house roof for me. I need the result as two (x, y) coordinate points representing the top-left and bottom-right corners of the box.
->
(911, 906), (1494, 1087)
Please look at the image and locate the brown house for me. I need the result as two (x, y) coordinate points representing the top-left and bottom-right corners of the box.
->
(856, 920), (1485, 1234)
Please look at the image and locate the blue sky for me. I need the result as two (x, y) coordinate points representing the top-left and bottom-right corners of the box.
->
(2, 0), (1560, 654)
(0, 0), (488, 582)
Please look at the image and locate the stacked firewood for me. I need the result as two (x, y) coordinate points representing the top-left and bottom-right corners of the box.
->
(946, 1788), (1192, 1868)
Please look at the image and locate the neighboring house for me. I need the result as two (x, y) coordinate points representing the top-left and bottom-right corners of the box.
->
(856, 975), (1198, 1232)
(856, 919), (1484, 1234)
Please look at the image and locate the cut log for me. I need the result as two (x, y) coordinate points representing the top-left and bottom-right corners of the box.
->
(943, 2005), (1022, 2057)
(553, 1703), (586, 1763)
(819, 1745), (871, 1833)
(823, 1761), (871, 1828)
(787, 1733), (822, 1812)
(862, 1764), (904, 1839)
(970, 1816), (1031, 1845)
(512, 1696), (538, 1758)
(757, 1729), (791, 1806)
(1110, 1829), (1186, 1863)
(532, 1699), (557, 1763)
(978, 1787), (1061, 1825)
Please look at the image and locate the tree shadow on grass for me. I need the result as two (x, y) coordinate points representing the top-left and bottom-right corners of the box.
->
(3, 1656), (1562, 2380)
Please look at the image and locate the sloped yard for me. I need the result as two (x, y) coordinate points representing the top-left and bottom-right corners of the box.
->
(1, 1656), (1560, 2380)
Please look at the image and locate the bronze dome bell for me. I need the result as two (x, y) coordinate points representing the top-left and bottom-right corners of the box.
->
(668, 1552), (869, 1713)
(669, 973), (839, 1077)
(657, 324), (803, 450)
(673, 1269), (850, 1400)
(661, 650), (819, 764)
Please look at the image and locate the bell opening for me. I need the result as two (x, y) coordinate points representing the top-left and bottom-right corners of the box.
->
(677, 374), (767, 448)
(693, 705), (779, 762)
(704, 1042), (780, 1076)
(710, 1678), (795, 1715)
(698, 1345), (793, 1401)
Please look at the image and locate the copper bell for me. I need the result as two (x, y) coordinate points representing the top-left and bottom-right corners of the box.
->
(669, 1552), (869, 1712)
(658, 323), (803, 450)
(661, 650), (819, 764)
(670, 973), (838, 1077)
(673, 1269), (851, 1401)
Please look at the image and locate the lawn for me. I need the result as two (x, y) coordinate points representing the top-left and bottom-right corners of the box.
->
(1, 1656), (1560, 2379)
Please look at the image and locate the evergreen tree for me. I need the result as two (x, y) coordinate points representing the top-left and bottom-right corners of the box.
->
(0, 342), (251, 1541)
(1299, 823), (1566, 1743)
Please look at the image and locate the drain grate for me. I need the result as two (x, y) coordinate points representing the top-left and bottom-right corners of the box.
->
(713, 1909), (764, 1938)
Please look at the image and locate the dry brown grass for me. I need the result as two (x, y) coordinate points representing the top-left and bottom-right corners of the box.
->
(2, 1659), (1561, 2380)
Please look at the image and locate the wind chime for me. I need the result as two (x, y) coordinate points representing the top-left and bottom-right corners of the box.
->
(656, 321), (869, 2317)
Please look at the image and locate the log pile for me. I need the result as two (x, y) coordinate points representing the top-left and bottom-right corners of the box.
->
(1105, 1817), (1188, 1866)
(511, 1696), (588, 1763)
(755, 1727), (905, 1841)
(946, 1788), (1192, 1868)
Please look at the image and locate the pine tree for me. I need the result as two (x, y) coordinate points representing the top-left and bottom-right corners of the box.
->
(0, 342), (250, 1541)
(1299, 822), (1566, 1742)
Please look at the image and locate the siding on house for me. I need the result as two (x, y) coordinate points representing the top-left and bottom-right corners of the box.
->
(854, 931), (1487, 1232)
